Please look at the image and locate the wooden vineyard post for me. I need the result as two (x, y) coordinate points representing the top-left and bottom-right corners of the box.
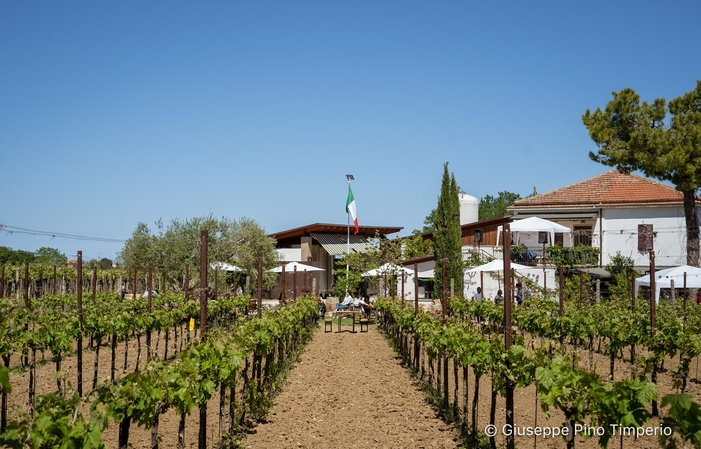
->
(214, 267), (218, 301)
(199, 231), (208, 339)
(281, 264), (285, 303)
(502, 226), (514, 449)
(414, 263), (419, 372)
(0, 265), (4, 299)
(257, 253), (263, 317)
(683, 272), (688, 311)
(22, 262), (29, 367)
(92, 266), (97, 305)
(147, 265), (153, 360)
(53, 265), (57, 296)
(414, 264), (419, 315)
(293, 265), (297, 301)
(199, 229), (208, 449)
(650, 250), (658, 416)
(23, 262), (29, 308)
(441, 254), (448, 412)
(77, 251), (83, 397)
(559, 265), (564, 316)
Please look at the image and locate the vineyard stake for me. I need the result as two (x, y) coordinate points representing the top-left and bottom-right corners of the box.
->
(92, 266), (97, 305)
(293, 265), (297, 301)
(414, 263), (418, 314)
(198, 229), (208, 449)
(257, 252), (263, 317)
(649, 250), (658, 416)
(281, 263), (286, 303)
(200, 230), (208, 339)
(22, 262), (29, 367)
(77, 251), (83, 397)
(214, 267), (218, 301)
(23, 262), (29, 308)
(147, 264), (153, 360)
(441, 254), (446, 322)
(502, 226), (515, 449)
(558, 265), (564, 316)
(52, 265), (56, 296)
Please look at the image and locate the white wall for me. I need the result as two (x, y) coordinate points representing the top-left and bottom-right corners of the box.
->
(594, 206), (693, 268)
(276, 248), (302, 262)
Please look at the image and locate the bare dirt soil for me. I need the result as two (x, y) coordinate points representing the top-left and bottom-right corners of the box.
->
(243, 323), (461, 449)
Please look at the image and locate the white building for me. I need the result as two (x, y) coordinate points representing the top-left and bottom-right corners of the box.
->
(509, 170), (701, 270)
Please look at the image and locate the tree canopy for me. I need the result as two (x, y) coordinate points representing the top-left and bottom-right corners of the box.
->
(432, 162), (463, 299)
(118, 214), (279, 292)
(34, 247), (68, 265)
(583, 81), (701, 266)
(478, 191), (522, 221)
(0, 246), (66, 266)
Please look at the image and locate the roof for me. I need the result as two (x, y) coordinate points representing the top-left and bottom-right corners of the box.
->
(270, 223), (402, 246)
(510, 170), (692, 210)
(309, 233), (374, 256)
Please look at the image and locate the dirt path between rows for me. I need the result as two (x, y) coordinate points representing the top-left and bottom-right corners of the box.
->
(243, 323), (460, 449)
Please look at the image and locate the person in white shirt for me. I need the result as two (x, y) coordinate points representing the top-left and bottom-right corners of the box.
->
(353, 295), (374, 314)
(473, 287), (483, 301)
(336, 291), (354, 310)
(494, 290), (504, 304)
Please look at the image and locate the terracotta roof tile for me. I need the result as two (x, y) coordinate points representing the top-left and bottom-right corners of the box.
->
(510, 170), (691, 210)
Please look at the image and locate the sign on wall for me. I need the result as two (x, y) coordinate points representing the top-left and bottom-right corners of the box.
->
(638, 224), (654, 252)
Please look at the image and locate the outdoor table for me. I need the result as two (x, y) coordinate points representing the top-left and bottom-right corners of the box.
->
(333, 310), (356, 333)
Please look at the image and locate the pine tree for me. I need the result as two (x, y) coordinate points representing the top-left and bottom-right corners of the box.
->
(432, 162), (463, 302)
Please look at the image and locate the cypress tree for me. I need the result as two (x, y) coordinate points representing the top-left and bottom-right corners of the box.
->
(432, 162), (463, 302)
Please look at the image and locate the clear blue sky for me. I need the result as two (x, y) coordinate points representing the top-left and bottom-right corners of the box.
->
(2, 1), (700, 261)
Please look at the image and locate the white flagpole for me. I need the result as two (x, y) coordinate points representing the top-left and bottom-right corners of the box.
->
(345, 174), (354, 292)
(347, 179), (350, 290)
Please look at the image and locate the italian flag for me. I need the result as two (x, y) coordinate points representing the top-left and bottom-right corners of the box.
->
(346, 186), (358, 234)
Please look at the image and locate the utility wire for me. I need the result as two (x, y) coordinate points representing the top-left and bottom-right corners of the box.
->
(0, 224), (125, 243)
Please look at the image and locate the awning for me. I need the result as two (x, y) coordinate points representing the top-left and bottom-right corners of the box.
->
(310, 233), (375, 256)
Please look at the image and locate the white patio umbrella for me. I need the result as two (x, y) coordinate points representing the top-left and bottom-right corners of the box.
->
(268, 261), (325, 273)
(362, 263), (413, 277)
(496, 216), (573, 247)
(465, 260), (530, 274)
(634, 265), (701, 303)
(210, 262), (242, 271)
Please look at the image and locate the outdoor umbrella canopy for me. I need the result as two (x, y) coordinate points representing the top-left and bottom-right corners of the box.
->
(496, 216), (573, 247)
(268, 261), (325, 273)
(465, 260), (530, 273)
(210, 262), (242, 271)
(362, 263), (414, 277)
(634, 265), (701, 303)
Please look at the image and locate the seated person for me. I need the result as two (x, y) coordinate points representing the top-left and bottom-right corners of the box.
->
(336, 291), (354, 310)
(353, 295), (374, 314)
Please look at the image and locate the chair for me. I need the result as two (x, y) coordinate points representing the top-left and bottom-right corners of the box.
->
(359, 317), (369, 332)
